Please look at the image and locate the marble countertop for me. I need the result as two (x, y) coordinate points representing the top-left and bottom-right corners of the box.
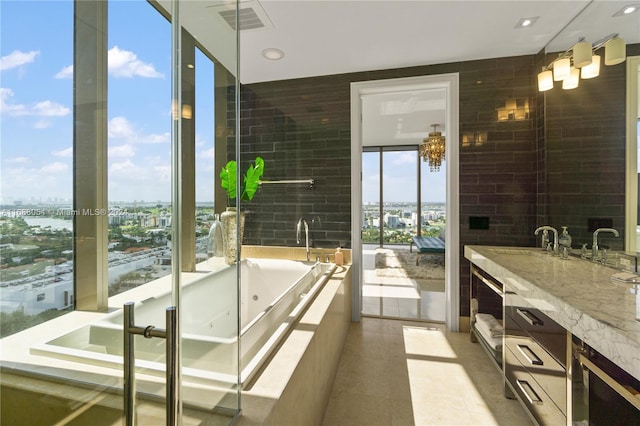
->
(464, 245), (640, 381)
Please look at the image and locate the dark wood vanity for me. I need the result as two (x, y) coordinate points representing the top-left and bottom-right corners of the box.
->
(466, 246), (640, 425)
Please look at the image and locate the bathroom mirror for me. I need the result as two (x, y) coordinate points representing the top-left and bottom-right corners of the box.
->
(543, 1), (640, 251)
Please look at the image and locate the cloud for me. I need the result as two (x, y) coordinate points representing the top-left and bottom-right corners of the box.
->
(53, 147), (73, 158)
(34, 120), (52, 129)
(109, 46), (163, 78)
(108, 144), (135, 158)
(55, 46), (164, 80)
(108, 116), (169, 144)
(6, 157), (30, 164)
(391, 152), (416, 165)
(2, 163), (72, 201)
(108, 116), (136, 139)
(41, 162), (68, 173)
(0, 50), (40, 71)
(0, 87), (70, 117)
(54, 65), (73, 79)
(199, 147), (215, 161)
(32, 100), (70, 116)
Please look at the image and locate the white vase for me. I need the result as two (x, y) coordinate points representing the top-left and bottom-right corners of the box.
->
(220, 207), (245, 264)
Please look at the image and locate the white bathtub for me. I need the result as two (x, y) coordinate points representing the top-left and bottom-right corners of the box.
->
(31, 258), (337, 388)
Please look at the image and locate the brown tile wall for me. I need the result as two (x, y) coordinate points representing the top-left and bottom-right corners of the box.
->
(237, 45), (637, 317)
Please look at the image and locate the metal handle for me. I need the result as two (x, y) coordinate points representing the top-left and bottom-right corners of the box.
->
(516, 308), (544, 326)
(124, 303), (177, 426)
(517, 344), (544, 366)
(516, 379), (543, 405)
(471, 268), (503, 296)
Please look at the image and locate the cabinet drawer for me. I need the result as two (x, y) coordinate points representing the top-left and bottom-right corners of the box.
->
(505, 347), (566, 426)
(505, 335), (566, 415)
(505, 304), (566, 367)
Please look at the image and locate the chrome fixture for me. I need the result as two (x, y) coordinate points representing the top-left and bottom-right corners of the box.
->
(259, 178), (315, 190)
(534, 226), (558, 255)
(538, 33), (626, 92)
(420, 123), (446, 172)
(296, 218), (310, 261)
(592, 228), (619, 260)
(124, 302), (177, 425)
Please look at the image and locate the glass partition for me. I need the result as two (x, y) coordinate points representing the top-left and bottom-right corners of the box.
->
(0, 0), (240, 423)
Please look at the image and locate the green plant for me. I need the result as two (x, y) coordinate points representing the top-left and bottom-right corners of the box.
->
(220, 156), (265, 206)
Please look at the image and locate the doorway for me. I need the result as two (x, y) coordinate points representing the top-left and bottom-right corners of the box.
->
(361, 146), (446, 321)
(350, 74), (460, 330)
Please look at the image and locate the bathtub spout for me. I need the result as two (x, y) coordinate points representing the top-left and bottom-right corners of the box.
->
(296, 218), (310, 261)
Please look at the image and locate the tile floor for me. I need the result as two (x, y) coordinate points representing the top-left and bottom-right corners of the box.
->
(322, 317), (532, 426)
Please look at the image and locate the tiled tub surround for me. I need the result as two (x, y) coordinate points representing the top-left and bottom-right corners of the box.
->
(465, 245), (640, 381)
(0, 247), (352, 424)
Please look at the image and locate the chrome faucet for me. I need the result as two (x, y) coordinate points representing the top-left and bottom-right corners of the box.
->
(534, 226), (558, 255)
(296, 218), (310, 261)
(592, 228), (619, 260)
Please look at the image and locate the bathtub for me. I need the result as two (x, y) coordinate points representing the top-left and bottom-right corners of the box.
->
(31, 258), (337, 388)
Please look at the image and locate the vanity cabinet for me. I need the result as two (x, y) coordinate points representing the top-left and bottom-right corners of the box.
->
(465, 245), (640, 426)
(504, 291), (567, 425)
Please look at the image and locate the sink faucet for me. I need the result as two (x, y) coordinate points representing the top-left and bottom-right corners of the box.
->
(592, 228), (619, 260)
(534, 226), (558, 255)
(296, 218), (310, 261)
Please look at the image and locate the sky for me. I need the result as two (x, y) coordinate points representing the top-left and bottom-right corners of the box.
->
(0, 0), (216, 204)
(362, 150), (446, 204)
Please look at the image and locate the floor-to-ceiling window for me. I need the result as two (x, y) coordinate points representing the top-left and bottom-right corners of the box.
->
(107, 1), (172, 296)
(361, 147), (446, 321)
(0, 0), (74, 335)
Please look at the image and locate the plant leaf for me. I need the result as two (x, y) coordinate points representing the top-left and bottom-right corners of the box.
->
(241, 156), (265, 201)
(220, 160), (237, 200)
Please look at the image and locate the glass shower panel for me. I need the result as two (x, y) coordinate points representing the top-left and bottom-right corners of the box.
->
(0, 0), (240, 424)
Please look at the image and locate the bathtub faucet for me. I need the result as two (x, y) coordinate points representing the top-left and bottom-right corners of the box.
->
(296, 218), (310, 261)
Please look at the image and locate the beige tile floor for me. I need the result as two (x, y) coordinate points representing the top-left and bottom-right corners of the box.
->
(322, 317), (533, 426)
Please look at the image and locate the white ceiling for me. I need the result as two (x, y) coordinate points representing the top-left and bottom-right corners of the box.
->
(166, 0), (640, 147)
(240, 0), (639, 84)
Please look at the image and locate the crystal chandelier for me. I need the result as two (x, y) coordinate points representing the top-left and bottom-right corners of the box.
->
(420, 124), (446, 172)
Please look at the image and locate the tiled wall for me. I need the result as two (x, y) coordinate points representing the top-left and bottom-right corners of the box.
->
(542, 44), (640, 251)
(238, 46), (636, 317)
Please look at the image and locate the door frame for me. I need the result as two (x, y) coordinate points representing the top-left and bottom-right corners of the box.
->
(350, 73), (460, 331)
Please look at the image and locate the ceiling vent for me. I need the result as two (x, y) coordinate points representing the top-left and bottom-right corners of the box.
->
(208, 0), (274, 32)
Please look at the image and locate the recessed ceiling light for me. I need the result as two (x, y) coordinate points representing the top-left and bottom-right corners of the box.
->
(515, 16), (539, 29)
(262, 48), (284, 60)
(613, 4), (640, 16)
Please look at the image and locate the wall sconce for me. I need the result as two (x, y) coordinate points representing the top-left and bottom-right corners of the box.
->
(537, 33), (626, 92)
(497, 98), (530, 121)
(462, 131), (488, 147)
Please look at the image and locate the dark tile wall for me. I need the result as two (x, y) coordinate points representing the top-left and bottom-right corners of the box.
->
(236, 45), (636, 317)
(542, 44), (640, 251)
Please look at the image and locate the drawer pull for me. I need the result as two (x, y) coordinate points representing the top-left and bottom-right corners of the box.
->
(516, 379), (543, 405)
(517, 344), (544, 366)
(516, 308), (544, 326)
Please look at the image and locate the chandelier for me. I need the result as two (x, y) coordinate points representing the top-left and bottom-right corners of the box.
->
(420, 124), (446, 172)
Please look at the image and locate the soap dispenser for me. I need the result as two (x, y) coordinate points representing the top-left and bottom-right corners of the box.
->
(334, 247), (344, 266)
(559, 226), (572, 253)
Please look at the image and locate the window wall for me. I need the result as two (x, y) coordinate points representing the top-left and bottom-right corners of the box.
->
(1, 0), (74, 335)
(363, 147), (428, 246)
